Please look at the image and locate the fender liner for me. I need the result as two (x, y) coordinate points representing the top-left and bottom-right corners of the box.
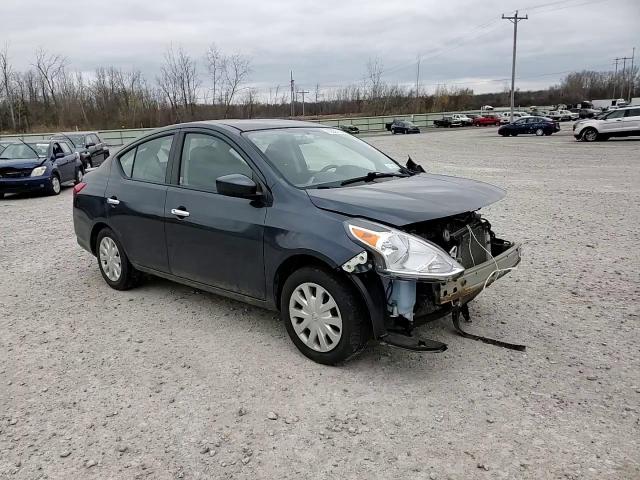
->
(347, 271), (387, 338)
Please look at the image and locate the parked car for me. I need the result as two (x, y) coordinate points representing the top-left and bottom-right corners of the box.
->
(338, 124), (360, 135)
(573, 106), (640, 142)
(472, 114), (501, 127)
(50, 131), (109, 169)
(0, 140), (84, 198)
(451, 113), (473, 126)
(499, 112), (529, 124)
(433, 116), (462, 128)
(73, 120), (521, 364)
(389, 120), (420, 134)
(548, 110), (577, 122)
(498, 116), (560, 137)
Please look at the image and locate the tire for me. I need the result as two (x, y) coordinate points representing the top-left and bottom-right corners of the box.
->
(96, 228), (139, 290)
(281, 266), (370, 365)
(74, 167), (84, 185)
(47, 174), (61, 196)
(511, 132), (518, 136)
(0, 193), (4, 199)
(391, 129), (396, 134)
(535, 128), (544, 136)
(582, 127), (598, 142)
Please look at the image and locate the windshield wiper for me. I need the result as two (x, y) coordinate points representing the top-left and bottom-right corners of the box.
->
(340, 171), (407, 186)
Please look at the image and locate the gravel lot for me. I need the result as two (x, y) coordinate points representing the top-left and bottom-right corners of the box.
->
(1, 126), (638, 479)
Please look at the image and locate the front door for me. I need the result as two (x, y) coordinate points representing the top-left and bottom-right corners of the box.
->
(105, 133), (175, 273)
(600, 109), (626, 133)
(52, 141), (75, 182)
(164, 131), (266, 299)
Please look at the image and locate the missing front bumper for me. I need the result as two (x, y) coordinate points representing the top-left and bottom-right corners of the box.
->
(437, 242), (521, 305)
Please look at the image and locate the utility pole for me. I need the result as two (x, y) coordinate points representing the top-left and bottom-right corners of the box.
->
(629, 48), (636, 102)
(290, 71), (295, 117)
(615, 56), (632, 101)
(502, 10), (528, 123)
(612, 58), (619, 100)
(415, 56), (420, 99)
(297, 89), (310, 116)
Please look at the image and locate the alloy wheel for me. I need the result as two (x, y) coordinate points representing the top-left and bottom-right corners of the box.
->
(99, 236), (122, 282)
(583, 129), (598, 142)
(535, 128), (544, 136)
(289, 282), (342, 353)
(51, 176), (61, 194)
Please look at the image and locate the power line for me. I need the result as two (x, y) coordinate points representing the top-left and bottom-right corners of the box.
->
(502, 10), (528, 122)
(296, 89), (309, 116)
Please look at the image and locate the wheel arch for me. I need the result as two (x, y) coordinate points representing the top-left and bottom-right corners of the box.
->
(89, 221), (111, 255)
(272, 253), (387, 338)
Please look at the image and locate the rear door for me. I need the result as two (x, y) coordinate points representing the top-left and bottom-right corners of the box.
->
(622, 108), (640, 134)
(104, 133), (176, 273)
(88, 134), (107, 165)
(164, 129), (267, 298)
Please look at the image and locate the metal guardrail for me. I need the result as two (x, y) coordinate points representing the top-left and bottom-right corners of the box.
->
(0, 107), (538, 146)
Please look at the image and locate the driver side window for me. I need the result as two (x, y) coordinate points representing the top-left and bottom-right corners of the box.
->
(179, 133), (252, 193)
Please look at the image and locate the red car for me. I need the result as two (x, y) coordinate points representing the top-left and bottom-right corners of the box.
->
(473, 115), (501, 126)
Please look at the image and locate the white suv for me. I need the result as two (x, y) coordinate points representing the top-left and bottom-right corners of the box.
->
(573, 106), (640, 142)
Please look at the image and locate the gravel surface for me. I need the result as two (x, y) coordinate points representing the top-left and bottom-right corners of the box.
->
(1, 126), (638, 479)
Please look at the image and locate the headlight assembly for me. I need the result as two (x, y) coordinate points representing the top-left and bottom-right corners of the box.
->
(345, 219), (464, 281)
(30, 166), (47, 177)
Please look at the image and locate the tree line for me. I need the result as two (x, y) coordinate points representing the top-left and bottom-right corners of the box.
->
(0, 44), (638, 134)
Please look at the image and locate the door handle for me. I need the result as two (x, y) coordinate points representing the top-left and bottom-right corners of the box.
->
(171, 208), (190, 218)
(107, 197), (120, 205)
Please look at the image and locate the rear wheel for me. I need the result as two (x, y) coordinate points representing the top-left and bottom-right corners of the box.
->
(511, 132), (518, 136)
(582, 127), (598, 142)
(96, 228), (139, 290)
(535, 128), (544, 136)
(281, 266), (370, 365)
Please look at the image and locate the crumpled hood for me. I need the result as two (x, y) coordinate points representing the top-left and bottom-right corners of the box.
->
(306, 173), (506, 226)
(0, 158), (45, 170)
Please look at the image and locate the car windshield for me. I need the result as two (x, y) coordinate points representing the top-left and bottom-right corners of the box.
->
(0, 143), (47, 159)
(245, 127), (403, 188)
(58, 135), (85, 147)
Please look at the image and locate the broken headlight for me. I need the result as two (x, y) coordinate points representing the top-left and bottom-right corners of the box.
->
(344, 219), (464, 281)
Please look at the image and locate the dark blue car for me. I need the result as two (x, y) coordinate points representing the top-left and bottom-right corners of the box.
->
(0, 140), (84, 198)
(498, 116), (560, 137)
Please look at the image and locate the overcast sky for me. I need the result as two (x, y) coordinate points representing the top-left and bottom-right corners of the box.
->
(1, 0), (638, 97)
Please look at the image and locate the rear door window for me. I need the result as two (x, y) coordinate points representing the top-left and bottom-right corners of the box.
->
(118, 148), (135, 177)
(131, 135), (173, 183)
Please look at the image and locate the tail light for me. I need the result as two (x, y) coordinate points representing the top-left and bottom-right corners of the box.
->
(73, 182), (87, 196)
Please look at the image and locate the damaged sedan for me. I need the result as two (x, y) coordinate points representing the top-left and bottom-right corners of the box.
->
(72, 120), (522, 365)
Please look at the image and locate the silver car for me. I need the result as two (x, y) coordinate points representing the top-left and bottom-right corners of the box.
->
(573, 106), (640, 141)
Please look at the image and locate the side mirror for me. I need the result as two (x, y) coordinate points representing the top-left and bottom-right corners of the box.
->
(54, 152), (65, 159)
(216, 174), (260, 200)
(85, 142), (95, 148)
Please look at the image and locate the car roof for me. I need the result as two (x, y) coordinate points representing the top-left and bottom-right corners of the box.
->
(169, 119), (329, 133)
(53, 131), (99, 135)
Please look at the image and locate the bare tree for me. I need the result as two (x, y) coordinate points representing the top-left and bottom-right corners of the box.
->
(0, 44), (16, 130)
(205, 43), (226, 105)
(33, 49), (65, 107)
(221, 54), (251, 118)
(157, 46), (199, 121)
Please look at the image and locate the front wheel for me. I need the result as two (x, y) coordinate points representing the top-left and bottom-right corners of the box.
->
(281, 266), (370, 365)
(47, 174), (61, 196)
(74, 167), (84, 185)
(511, 132), (518, 136)
(96, 228), (139, 290)
(582, 127), (598, 142)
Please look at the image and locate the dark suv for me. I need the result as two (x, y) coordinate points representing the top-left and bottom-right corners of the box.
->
(72, 120), (521, 364)
(51, 132), (109, 169)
